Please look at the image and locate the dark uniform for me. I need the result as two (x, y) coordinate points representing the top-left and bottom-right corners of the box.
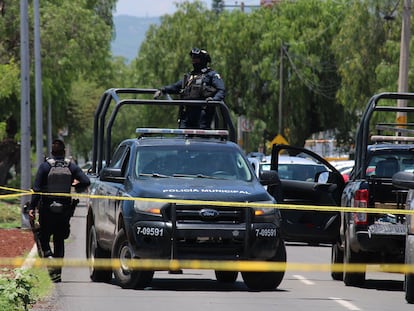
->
(155, 48), (226, 129)
(29, 139), (90, 282)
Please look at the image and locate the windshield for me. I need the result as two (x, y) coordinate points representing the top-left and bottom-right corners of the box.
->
(135, 145), (253, 181)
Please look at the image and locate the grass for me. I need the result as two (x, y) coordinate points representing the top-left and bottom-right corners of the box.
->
(0, 200), (54, 310)
(0, 200), (22, 229)
(24, 267), (54, 306)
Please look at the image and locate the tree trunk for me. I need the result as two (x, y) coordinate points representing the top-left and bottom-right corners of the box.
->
(0, 140), (20, 186)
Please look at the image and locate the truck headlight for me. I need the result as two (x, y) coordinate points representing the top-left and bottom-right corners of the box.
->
(133, 200), (164, 215)
(252, 200), (278, 216)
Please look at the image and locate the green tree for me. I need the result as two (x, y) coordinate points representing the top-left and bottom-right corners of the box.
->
(0, 0), (116, 185)
(130, 0), (348, 148)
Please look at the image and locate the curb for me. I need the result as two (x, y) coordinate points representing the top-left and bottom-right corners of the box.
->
(20, 244), (38, 270)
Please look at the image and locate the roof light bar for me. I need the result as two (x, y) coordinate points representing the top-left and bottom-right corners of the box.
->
(136, 128), (229, 137)
(371, 135), (414, 142)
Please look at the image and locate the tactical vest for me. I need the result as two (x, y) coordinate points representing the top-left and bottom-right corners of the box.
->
(181, 72), (217, 100)
(46, 158), (72, 210)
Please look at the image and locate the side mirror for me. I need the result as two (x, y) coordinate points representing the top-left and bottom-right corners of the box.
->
(316, 171), (329, 183)
(100, 167), (125, 183)
(260, 170), (281, 186)
(392, 171), (414, 189)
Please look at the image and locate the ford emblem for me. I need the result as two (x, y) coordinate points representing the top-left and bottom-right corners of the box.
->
(199, 208), (219, 219)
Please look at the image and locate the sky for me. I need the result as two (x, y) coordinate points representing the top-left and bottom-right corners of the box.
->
(114, 0), (213, 17)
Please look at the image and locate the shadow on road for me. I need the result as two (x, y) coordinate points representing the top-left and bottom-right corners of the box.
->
(360, 279), (404, 291)
(94, 270), (289, 292)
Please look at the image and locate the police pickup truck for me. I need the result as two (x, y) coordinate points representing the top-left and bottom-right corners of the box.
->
(85, 88), (286, 290)
(333, 93), (414, 289)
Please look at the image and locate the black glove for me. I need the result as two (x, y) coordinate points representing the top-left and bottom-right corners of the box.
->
(23, 201), (31, 214)
(205, 97), (214, 102)
(154, 89), (164, 99)
(75, 184), (88, 193)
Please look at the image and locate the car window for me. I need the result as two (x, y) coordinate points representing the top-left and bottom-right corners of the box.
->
(367, 152), (414, 177)
(109, 145), (127, 169)
(259, 159), (327, 181)
(136, 146), (253, 181)
(278, 163), (327, 181)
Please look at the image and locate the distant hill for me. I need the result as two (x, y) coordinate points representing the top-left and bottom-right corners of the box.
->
(111, 15), (160, 63)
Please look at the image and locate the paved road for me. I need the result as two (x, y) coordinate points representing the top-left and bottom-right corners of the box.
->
(34, 201), (413, 311)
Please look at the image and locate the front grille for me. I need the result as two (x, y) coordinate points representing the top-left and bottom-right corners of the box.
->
(164, 204), (248, 224)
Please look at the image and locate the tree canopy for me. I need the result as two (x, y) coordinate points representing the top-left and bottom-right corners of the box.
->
(0, 0), (117, 184)
(0, 0), (412, 186)
(129, 0), (409, 150)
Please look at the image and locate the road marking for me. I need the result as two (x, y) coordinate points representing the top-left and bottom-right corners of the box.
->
(292, 274), (315, 285)
(329, 297), (361, 311)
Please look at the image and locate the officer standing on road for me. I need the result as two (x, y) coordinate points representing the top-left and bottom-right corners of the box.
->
(154, 47), (226, 129)
(28, 139), (90, 282)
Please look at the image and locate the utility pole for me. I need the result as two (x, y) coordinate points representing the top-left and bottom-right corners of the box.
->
(34, 0), (44, 166)
(20, 0), (31, 229)
(278, 43), (284, 134)
(397, 0), (411, 126)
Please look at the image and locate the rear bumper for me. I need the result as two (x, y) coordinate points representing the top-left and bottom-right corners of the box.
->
(349, 223), (406, 261)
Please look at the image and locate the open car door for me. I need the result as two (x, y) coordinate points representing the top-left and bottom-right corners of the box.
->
(266, 144), (345, 245)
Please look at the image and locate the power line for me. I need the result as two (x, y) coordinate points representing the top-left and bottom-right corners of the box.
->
(222, 1), (261, 12)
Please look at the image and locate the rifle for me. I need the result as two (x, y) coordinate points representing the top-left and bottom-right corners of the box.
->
(23, 202), (43, 258)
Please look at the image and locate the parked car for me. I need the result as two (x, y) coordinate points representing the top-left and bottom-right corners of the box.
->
(331, 160), (354, 183)
(249, 145), (345, 245)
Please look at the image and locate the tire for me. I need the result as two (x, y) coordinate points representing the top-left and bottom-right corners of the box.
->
(215, 271), (238, 283)
(241, 240), (286, 291)
(405, 273), (414, 304)
(343, 230), (365, 287)
(87, 224), (112, 282)
(405, 235), (414, 304)
(111, 228), (154, 289)
(331, 242), (344, 281)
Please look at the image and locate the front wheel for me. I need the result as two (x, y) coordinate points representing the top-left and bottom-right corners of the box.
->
(87, 224), (112, 282)
(112, 228), (154, 289)
(241, 240), (286, 290)
(331, 242), (344, 281)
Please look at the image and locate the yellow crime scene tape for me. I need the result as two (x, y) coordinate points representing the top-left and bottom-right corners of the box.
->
(1, 186), (414, 273)
(2, 257), (414, 274)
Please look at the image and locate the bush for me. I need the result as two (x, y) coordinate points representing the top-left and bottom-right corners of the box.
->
(0, 269), (37, 311)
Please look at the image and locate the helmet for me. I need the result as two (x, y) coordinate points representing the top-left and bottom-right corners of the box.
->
(51, 139), (65, 156)
(189, 47), (211, 64)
